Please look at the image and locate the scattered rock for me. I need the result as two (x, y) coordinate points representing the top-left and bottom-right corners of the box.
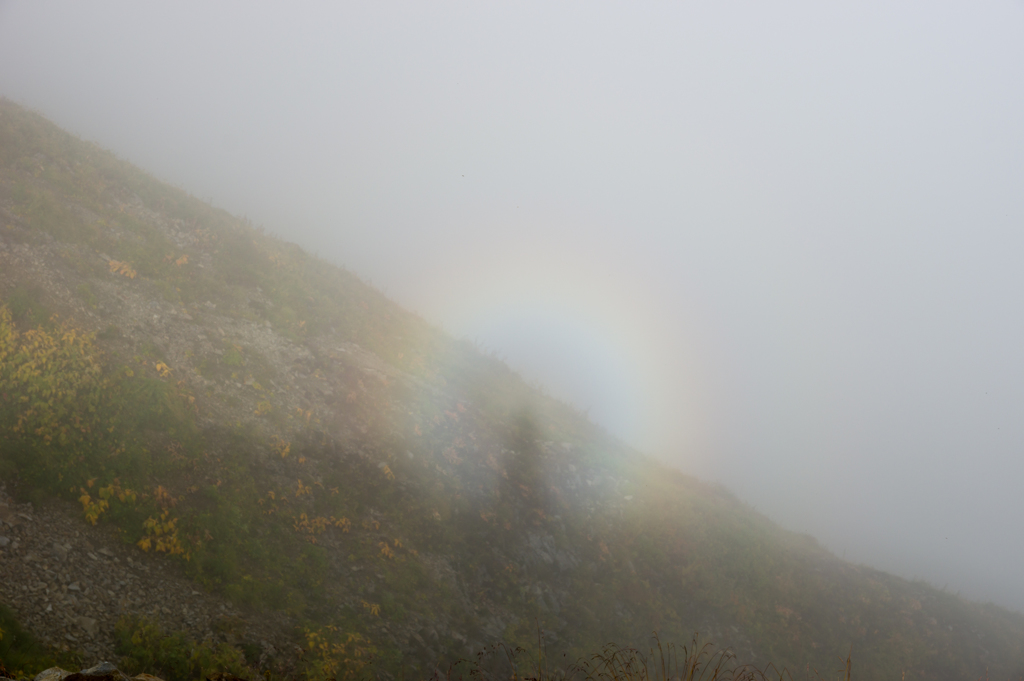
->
(0, 484), (293, 672)
(65, 661), (131, 681)
(32, 662), (158, 681)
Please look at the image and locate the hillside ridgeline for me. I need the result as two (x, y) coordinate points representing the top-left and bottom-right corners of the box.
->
(1, 99), (1022, 681)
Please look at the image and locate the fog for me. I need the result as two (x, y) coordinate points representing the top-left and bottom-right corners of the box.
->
(2, 1), (1023, 612)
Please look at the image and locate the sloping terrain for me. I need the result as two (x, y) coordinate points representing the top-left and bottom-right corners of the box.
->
(1, 99), (1023, 681)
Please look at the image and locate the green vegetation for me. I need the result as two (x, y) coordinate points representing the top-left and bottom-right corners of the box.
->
(0, 601), (63, 677)
(1, 98), (1024, 681)
(114, 616), (255, 681)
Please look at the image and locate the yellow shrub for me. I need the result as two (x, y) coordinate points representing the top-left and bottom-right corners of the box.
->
(138, 509), (188, 558)
(107, 260), (137, 278)
(302, 626), (373, 681)
(0, 306), (110, 473)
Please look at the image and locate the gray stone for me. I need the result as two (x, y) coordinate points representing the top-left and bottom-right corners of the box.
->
(74, 661), (130, 679)
(77, 616), (98, 637)
(33, 669), (72, 681)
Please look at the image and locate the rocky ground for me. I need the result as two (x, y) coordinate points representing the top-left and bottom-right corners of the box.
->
(5, 660), (169, 681)
(0, 483), (298, 672)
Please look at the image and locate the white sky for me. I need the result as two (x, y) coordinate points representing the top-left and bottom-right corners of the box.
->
(2, 1), (1023, 612)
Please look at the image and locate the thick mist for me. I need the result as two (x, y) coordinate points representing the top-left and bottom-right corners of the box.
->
(2, 1), (1023, 612)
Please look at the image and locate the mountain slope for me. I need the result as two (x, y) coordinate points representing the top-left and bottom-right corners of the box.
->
(1, 98), (1022, 681)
